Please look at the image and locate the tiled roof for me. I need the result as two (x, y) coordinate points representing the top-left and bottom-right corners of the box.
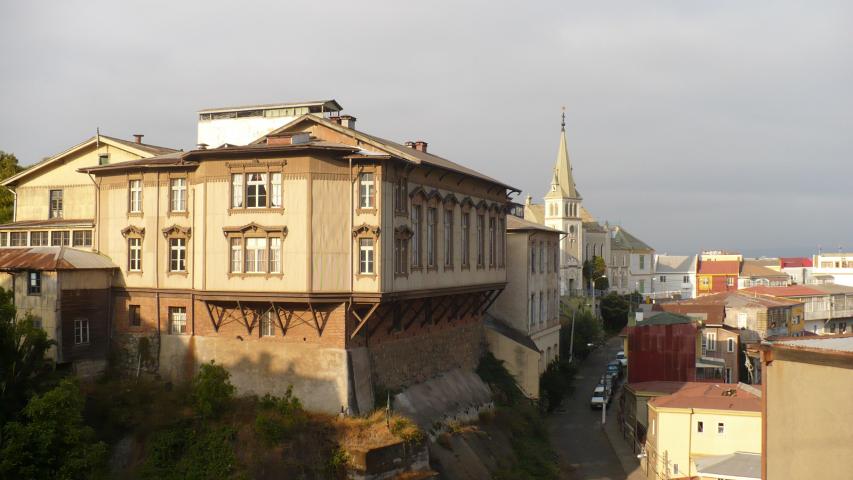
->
(743, 285), (824, 297)
(780, 257), (813, 268)
(506, 215), (563, 234)
(611, 227), (653, 252)
(740, 261), (789, 279)
(657, 303), (726, 325)
(636, 311), (694, 326)
(680, 291), (801, 308)
(523, 203), (545, 224)
(698, 260), (740, 275)
(0, 247), (117, 271)
(648, 382), (761, 412)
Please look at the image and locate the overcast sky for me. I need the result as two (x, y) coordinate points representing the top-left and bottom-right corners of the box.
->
(1, 1), (851, 257)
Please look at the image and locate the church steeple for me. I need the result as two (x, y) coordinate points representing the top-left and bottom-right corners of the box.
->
(545, 107), (579, 200)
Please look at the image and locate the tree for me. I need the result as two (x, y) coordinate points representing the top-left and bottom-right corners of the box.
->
(559, 308), (603, 362)
(0, 378), (107, 479)
(0, 288), (56, 426)
(600, 292), (630, 333)
(0, 152), (23, 224)
(192, 360), (235, 418)
(582, 256), (608, 290)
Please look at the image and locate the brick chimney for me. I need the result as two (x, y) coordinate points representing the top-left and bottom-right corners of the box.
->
(406, 140), (428, 153)
(133, 134), (144, 144)
(329, 116), (343, 125)
(340, 115), (357, 129)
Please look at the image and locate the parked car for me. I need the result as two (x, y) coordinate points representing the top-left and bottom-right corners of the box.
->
(616, 350), (628, 367)
(590, 385), (607, 409)
(607, 360), (622, 379)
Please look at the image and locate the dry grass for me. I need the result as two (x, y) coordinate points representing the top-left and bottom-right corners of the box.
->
(335, 410), (424, 451)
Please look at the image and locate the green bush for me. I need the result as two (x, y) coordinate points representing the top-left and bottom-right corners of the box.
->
(0, 378), (107, 479)
(141, 422), (237, 480)
(539, 359), (577, 412)
(476, 352), (525, 406)
(192, 361), (235, 418)
(254, 388), (308, 445)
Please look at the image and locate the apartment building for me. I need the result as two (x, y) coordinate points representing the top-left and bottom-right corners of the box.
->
(486, 215), (562, 398)
(745, 284), (853, 335)
(611, 226), (655, 297)
(77, 108), (513, 413)
(780, 256), (813, 285)
(696, 252), (742, 296)
(678, 291), (804, 339)
(738, 259), (790, 289)
(644, 382), (761, 480)
(761, 336), (853, 479)
(653, 254), (697, 300)
(811, 252), (853, 287)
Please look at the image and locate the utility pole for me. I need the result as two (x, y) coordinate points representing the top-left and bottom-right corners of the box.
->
(569, 309), (576, 362)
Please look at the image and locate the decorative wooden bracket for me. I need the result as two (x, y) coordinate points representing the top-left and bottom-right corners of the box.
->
(352, 224), (381, 238)
(350, 303), (380, 339)
(121, 225), (145, 238)
(222, 222), (287, 238)
(162, 224), (191, 239)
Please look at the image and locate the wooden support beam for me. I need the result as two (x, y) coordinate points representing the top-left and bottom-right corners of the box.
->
(236, 300), (251, 334)
(367, 303), (393, 338)
(479, 288), (503, 315)
(458, 293), (481, 319)
(420, 297), (437, 327)
(270, 302), (287, 334)
(402, 299), (428, 332)
(308, 302), (322, 334)
(435, 295), (456, 324)
(204, 301), (219, 332)
(472, 291), (494, 316)
(350, 303), (381, 339)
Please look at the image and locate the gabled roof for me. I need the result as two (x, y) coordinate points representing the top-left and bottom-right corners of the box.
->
(523, 203), (545, 224)
(265, 114), (517, 192)
(2, 135), (178, 186)
(656, 255), (697, 273)
(544, 121), (579, 200)
(648, 382), (761, 412)
(698, 260), (740, 275)
(506, 215), (563, 234)
(635, 311), (694, 326)
(740, 260), (789, 279)
(0, 247), (117, 271)
(611, 227), (653, 252)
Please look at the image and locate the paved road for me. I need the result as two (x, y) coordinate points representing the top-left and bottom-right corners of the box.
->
(548, 337), (635, 480)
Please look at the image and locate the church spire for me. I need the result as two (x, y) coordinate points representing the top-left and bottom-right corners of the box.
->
(545, 107), (579, 200)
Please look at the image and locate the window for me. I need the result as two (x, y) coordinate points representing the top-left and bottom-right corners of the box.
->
(129, 179), (142, 213)
(498, 217), (505, 267)
(49, 189), (63, 218)
(0, 232), (6, 247)
(683, 275), (689, 283)
(230, 238), (242, 273)
(726, 276), (735, 287)
(74, 318), (90, 344)
(359, 173), (375, 209)
(27, 271), (41, 295)
(270, 173), (282, 208)
(638, 280), (645, 293)
(529, 294), (535, 328)
(411, 205), (422, 267)
(30, 231), (48, 246)
(269, 237), (281, 274)
(169, 307), (186, 334)
(246, 173), (267, 208)
(244, 237), (267, 273)
(98, 153), (109, 165)
(700, 276), (710, 288)
(697, 421), (704, 433)
(476, 215), (484, 267)
(539, 292), (544, 325)
(231, 173), (244, 208)
(727, 338), (735, 353)
(489, 218), (496, 267)
(394, 237), (408, 275)
(169, 238), (186, 272)
(394, 177), (407, 213)
(359, 238), (375, 274)
(129, 305), (141, 327)
(72, 230), (92, 248)
(717, 422), (725, 434)
(461, 213), (470, 266)
(443, 209), (453, 267)
(725, 367), (732, 383)
(426, 207), (436, 267)
(673, 464), (679, 475)
(531, 247), (536, 273)
(639, 255), (645, 269)
(51, 230), (69, 246)
(261, 311), (276, 336)
(170, 178), (187, 212)
(660, 275), (666, 283)
(128, 238), (142, 271)
(538, 240), (544, 272)
(703, 331), (717, 352)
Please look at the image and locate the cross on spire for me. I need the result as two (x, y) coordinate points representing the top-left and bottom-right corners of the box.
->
(561, 106), (566, 131)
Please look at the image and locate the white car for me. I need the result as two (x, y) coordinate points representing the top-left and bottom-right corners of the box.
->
(590, 385), (607, 409)
(616, 350), (628, 367)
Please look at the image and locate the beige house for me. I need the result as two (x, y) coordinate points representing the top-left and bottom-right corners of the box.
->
(486, 215), (562, 398)
(77, 109), (514, 414)
(644, 382), (761, 480)
(0, 134), (177, 250)
(761, 336), (853, 480)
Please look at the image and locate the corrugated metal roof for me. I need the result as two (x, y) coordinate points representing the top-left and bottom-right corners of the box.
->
(780, 257), (812, 268)
(773, 336), (853, 353)
(198, 99), (343, 114)
(0, 247), (117, 271)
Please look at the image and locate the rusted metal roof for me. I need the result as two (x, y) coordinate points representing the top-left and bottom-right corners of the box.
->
(0, 247), (117, 271)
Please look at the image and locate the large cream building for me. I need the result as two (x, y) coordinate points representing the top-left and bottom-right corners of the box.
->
(72, 106), (514, 414)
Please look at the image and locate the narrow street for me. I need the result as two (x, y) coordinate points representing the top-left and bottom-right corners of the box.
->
(548, 337), (643, 480)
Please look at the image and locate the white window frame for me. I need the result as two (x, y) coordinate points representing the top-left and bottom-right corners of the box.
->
(72, 230), (92, 248)
(269, 237), (282, 274)
(128, 237), (142, 272)
(359, 238), (375, 274)
(170, 178), (187, 212)
(51, 230), (70, 246)
(129, 179), (142, 213)
(359, 173), (375, 209)
(245, 237), (268, 273)
(261, 311), (275, 337)
(246, 172), (268, 208)
(49, 189), (63, 219)
(74, 318), (90, 344)
(270, 172), (282, 208)
(169, 307), (187, 335)
(727, 337), (735, 353)
(169, 238), (186, 272)
(705, 331), (717, 352)
(230, 237), (242, 273)
(231, 173), (244, 208)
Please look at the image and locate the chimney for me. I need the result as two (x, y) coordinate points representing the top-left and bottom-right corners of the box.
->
(525, 195), (533, 206)
(405, 141), (415, 149)
(413, 140), (428, 153)
(340, 115), (357, 130)
(133, 134), (144, 144)
(329, 116), (343, 125)
(197, 143), (208, 150)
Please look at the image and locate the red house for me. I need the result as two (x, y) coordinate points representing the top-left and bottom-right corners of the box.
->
(628, 312), (699, 383)
(696, 260), (740, 295)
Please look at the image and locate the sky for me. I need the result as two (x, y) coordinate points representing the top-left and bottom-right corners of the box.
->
(1, 0), (851, 258)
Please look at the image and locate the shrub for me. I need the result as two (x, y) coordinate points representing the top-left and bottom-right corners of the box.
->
(254, 388), (308, 445)
(141, 422), (237, 480)
(191, 361), (235, 418)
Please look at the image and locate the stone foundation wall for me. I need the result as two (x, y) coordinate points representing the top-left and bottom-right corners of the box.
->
(112, 333), (161, 375)
(369, 321), (485, 390)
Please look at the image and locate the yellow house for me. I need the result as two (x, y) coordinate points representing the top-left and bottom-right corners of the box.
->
(644, 382), (761, 480)
(761, 336), (853, 480)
